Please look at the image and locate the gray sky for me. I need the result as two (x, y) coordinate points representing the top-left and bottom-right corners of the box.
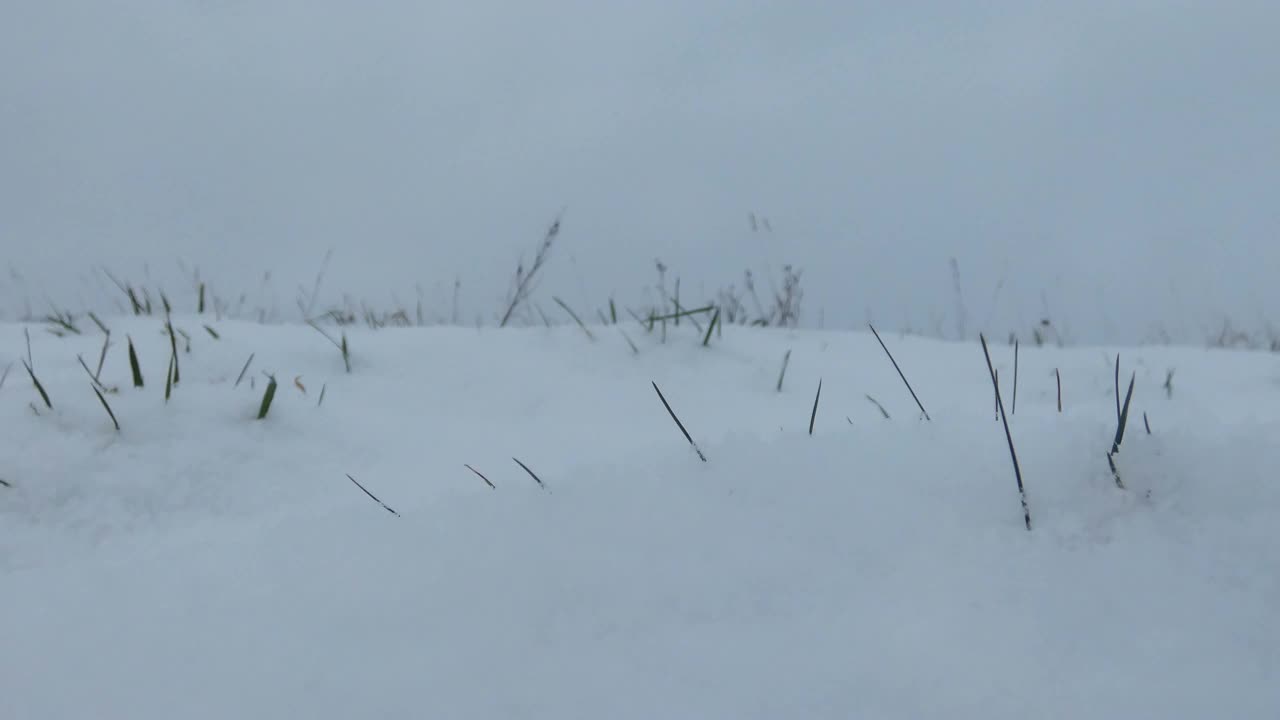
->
(2, 1), (1277, 343)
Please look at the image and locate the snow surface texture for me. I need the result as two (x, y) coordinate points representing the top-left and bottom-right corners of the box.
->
(2, 318), (1277, 718)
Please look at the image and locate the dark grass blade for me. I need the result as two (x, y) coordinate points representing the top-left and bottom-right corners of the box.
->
(0, 477), (10, 488)
(865, 394), (891, 419)
(22, 360), (52, 409)
(234, 353), (255, 388)
(701, 308), (721, 347)
(127, 335), (144, 387)
(648, 305), (715, 324)
(1111, 373), (1136, 455)
(77, 355), (110, 393)
(1143, 412), (1151, 435)
(198, 283), (206, 314)
(609, 298), (618, 324)
(980, 334), (1031, 531)
(776, 349), (791, 392)
(166, 319), (180, 385)
(868, 324), (931, 421)
(809, 379), (822, 435)
(345, 474), (400, 516)
(25, 328), (33, 367)
(552, 296), (595, 341)
(618, 328), (639, 355)
(1106, 372), (1137, 490)
(652, 381), (707, 462)
(256, 374), (278, 419)
(164, 353), (175, 403)
(94, 332), (111, 379)
(512, 457), (548, 490)
(317, 383), (327, 407)
(0, 362), (11, 390)
(1114, 355), (1122, 424)
(92, 384), (121, 431)
(465, 464), (495, 489)
(87, 311), (110, 335)
(340, 334), (351, 373)
(1056, 368), (1062, 413)
(994, 369), (1000, 420)
(1012, 339), (1019, 415)
(204, 325), (220, 339)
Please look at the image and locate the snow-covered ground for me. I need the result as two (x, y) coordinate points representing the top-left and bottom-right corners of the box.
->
(2, 317), (1277, 718)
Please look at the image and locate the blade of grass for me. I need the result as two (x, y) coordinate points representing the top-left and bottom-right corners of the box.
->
(465, 464), (496, 489)
(618, 328), (639, 355)
(94, 332), (111, 379)
(164, 353), (175, 403)
(980, 334), (1031, 531)
(204, 325), (220, 339)
(651, 381), (706, 462)
(317, 383), (327, 407)
(345, 474), (400, 516)
(92, 384), (121, 431)
(1143, 412), (1151, 435)
(1012, 339), (1019, 415)
(865, 394), (891, 419)
(552, 296), (595, 341)
(256, 374), (278, 419)
(0, 362), (12, 391)
(868, 324), (931, 421)
(512, 457), (548, 490)
(77, 355), (111, 393)
(87, 311), (110, 335)
(701, 308), (721, 347)
(776, 349), (791, 392)
(234, 353), (255, 388)
(22, 360), (52, 409)
(1055, 368), (1062, 413)
(808, 379), (822, 435)
(127, 336), (144, 387)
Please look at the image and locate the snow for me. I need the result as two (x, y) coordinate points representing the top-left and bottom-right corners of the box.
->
(2, 317), (1278, 718)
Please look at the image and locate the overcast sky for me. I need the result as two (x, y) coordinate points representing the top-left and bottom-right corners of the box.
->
(2, 1), (1277, 343)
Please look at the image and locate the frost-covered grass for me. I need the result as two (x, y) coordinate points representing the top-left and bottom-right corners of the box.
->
(1, 316), (1278, 718)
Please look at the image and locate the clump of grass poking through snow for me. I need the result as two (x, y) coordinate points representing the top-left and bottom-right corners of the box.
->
(257, 374), (278, 420)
